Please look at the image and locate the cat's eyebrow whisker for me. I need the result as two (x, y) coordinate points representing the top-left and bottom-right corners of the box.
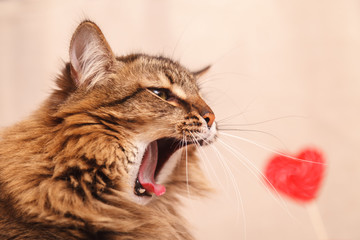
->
(216, 138), (294, 219)
(198, 87), (235, 108)
(199, 72), (252, 87)
(219, 132), (326, 165)
(171, 24), (188, 59)
(170, 14), (206, 60)
(209, 40), (251, 70)
(200, 83), (253, 110)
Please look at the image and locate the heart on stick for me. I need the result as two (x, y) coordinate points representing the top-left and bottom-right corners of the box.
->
(264, 148), (326, 202)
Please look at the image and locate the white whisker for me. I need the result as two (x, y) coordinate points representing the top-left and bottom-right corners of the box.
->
(194, 140), (223, 189)
(218, 128), (289, 151)
(183, 133), (191, 198)
(192, 132), (246, 239)
(192, 133), (233, 200)
(216, 138), (295, 220)
(219, 132), (325, 165)
(217, 115), (307, 126)
(211, 144), (247, 238)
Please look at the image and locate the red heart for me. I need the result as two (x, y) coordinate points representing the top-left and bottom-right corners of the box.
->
(264, 148), (326, 202)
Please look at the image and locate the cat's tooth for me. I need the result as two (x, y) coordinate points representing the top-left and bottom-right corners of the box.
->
(138, 188), (146, 194)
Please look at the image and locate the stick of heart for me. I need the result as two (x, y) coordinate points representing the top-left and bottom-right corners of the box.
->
(264, 148), (328, 240)
(307, 201), (329, 240)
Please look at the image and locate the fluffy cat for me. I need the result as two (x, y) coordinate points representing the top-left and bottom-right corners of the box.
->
(0, 20), (217, 239)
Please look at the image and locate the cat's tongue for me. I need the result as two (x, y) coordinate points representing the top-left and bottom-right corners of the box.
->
(138, 141), (166, 196)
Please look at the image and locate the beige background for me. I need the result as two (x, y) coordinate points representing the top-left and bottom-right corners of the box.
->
(1, 0), (360, 239)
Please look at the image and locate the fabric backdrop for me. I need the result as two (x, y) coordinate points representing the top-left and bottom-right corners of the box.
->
(1, 1), (359, 239)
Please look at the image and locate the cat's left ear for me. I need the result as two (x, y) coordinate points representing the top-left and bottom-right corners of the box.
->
(193, 65), (211, 79)
(69, 20), (116, 88)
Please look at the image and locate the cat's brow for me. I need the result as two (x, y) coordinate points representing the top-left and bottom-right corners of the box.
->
(164, 72), (174, 84)
(98, 88), (145, 108)
(171, 85), (187, 99)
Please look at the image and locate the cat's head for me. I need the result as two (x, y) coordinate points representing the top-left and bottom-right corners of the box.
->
(51, 21), (216, 205)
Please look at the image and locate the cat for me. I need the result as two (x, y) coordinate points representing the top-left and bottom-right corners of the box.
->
(0, 20), (217, 239)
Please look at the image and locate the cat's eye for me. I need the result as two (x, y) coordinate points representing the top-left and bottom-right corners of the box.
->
(149, 88), (169, 101)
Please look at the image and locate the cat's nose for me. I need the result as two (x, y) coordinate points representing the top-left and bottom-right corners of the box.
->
(192, 96), (215, 128)
(202, 111), (215, 128)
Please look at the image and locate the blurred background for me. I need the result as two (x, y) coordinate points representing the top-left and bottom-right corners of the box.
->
(1, 0), (359, 239)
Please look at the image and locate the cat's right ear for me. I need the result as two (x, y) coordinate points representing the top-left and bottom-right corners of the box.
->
(69, 21), (115, 88)
(193, 65), (211, 79)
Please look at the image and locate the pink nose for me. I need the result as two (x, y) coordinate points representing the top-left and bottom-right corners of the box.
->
(202, 112), (215, 128)
(192, 96), (215, 128)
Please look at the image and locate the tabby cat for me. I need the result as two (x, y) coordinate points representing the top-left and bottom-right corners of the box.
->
(0, 21), (217, 239)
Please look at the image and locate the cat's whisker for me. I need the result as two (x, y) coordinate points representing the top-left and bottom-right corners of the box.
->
(182, 133), (191, 198)
(194, 133), (233, 190)
(194, 134), (247, 238)
(170, 13), (210, 60)
(199, 72), (253, 89)
(216, 138), (294, 219)
(210, 144), (247, 240)
(217, 128), (289, 151)
(215, 104), (255, 125)
(196, 134), (231, 196)
(210, 145), (244, 210)
(193, 135), (243, 210)
(171, 23), (189, 59)
(219, 132), (326, 165)
(217, 115), (307, 126)
(191, 132), (231, 200)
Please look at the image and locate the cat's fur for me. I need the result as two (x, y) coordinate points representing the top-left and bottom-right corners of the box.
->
(0, 21), (216, 239)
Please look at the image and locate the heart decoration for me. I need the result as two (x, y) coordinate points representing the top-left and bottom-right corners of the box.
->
(264, 148), (325, 202)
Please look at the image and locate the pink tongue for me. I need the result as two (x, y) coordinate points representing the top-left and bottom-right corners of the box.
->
(138, 141), (166, 196)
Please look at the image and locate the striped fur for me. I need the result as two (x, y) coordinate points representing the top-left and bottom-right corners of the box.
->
(0, 21), (215, 239)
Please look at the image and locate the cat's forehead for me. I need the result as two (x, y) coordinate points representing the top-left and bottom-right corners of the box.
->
(116, 54), (199, 94)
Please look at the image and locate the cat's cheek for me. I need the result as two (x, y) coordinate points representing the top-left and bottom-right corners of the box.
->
(122, 142), (153, 205)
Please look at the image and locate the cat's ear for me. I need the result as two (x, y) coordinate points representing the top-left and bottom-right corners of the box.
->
(69, 21), (115, 88)
(193, 65), (211, 79)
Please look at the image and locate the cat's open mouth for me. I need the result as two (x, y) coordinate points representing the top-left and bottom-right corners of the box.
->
(134, 138), (185, 197)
